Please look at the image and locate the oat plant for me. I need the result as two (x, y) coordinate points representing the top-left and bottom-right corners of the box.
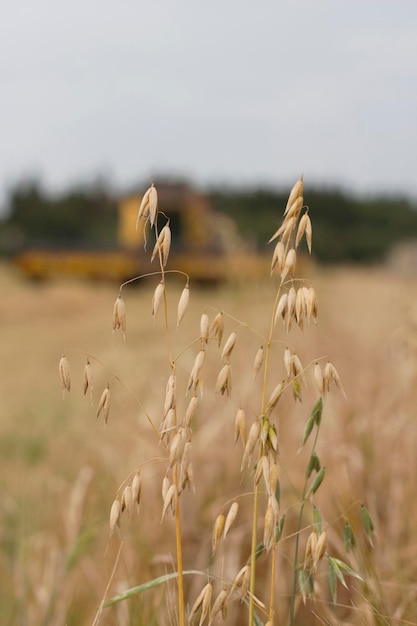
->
(60, 177), (371, 625)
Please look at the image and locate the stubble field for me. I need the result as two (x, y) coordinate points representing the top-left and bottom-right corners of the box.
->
(1, 260), (417, 626)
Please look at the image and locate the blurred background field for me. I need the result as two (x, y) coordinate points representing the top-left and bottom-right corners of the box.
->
(2, 3), (417, 623)
(2, 255), (417, 625)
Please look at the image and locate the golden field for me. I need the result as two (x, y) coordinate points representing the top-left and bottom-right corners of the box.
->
(1, 259), (417, 626)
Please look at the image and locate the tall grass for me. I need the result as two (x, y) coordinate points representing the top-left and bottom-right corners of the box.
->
(5, 179), (417, 625)
(58, 177), (380, 625)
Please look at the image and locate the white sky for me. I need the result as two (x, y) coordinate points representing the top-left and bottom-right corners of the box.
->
(1, 0), (417, 211)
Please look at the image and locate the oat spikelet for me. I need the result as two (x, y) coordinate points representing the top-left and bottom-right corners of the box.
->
(151, 224), (171, 266)
(177, 283), (190, 328)
(262, 456), (273, 491)
(295, 287), (306, 326)
(163, 371), (176, 416)
(221, 331), (237, 362)
(304, 530), (318, 570)
(306, 286), (318, 323)
(161, 484), (177, 521)
(112, 294), (126, 338)
(324, 361), (345, 396)
(183, 394), (198, 427)
(266, 380), (285, 413)
(200, 311), (209, 345)
(263, 497), (276, 553)
(286, 195), (304, 220)
(268, 424), (278, 453)
(304, 214), (313, 253)
(136, 184), (158, 228)
(96, 384), (110, 424)
(131, 471), (142, 513)
(270, 240), (285, 272)
(269, 462), (279, 496)
(281, 248), (297, 281)
(215, 363), (232, 396)
(247, 420), (261, 453)
(169, 429), (186, 468)
(210, 311), (224, 347)
(83, 358), (93, 400)
(152, 280), (165, 320)
(286, 286), (297, 332)
(250, 596), (267, 613)
(223, 501), (239, 538)
(151, 235), (160, 263)
(313, 529), (328, 572)
(241, 420), (260, 470)
(234, 407), (247, 446)
(274, 292), (288, 326)
(284, 175), (304, 215)
(189, 582), (212, 625)
(253, 345), (264, 379)
(209, 588), (228, 625)
(59, 354), (71, 396)
(162, 225), (172, 265)
(296, 212), (312, 252)
(148, 185), (158, 227)
(292, 353), (306, 385)
(109, 499), (121, 537)
(284, 347), (292, 377)
(161, 475), (170, 502)
(160, 225), (172, 265)
(185, 462), (195, 493)
(281, 215), (297, 243)
(230, 564), (250, 600)
(314, 362), (324, 396)
(121, 485), (133, 517)
(268, 218), (291, 244)
(136, 187), (151, 226)
(254, 455), (269, 487)
(287, 285), (296, 315)
(159, 225), (172, 265)
(212, 513), (225, 555)
(160, 407), (176, 440)
(187, 349), (206, 392)
(179, 441), (192, 490)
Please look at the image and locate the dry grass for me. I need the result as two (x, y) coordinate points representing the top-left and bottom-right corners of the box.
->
(1, 237), (417, 626)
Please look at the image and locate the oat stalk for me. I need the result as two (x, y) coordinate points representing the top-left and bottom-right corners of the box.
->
(288, 410), (322, 626)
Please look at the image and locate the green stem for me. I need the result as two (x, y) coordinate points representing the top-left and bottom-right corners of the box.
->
(288, 424), (321, 626)
(268, 539), (276, 623)
(249, 270), (286, 624)
(288, 498), (306, 626)
(174, 467), (185, 626)
(249, 481), (260, 626)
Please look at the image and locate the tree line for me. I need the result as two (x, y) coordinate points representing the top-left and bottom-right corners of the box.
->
(1, 178), (417, 264)
(211, 186), (417, 263)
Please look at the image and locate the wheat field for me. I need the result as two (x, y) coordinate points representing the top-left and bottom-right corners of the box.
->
(1, 255), (417, 626)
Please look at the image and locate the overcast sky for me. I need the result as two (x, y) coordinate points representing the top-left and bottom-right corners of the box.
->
(1, 1), (417, 212)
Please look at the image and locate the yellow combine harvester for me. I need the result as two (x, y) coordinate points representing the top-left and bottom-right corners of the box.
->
(15, 184), (269, 283)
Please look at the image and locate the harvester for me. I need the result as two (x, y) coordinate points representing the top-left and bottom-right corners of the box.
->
(14, 183), (268, 283)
